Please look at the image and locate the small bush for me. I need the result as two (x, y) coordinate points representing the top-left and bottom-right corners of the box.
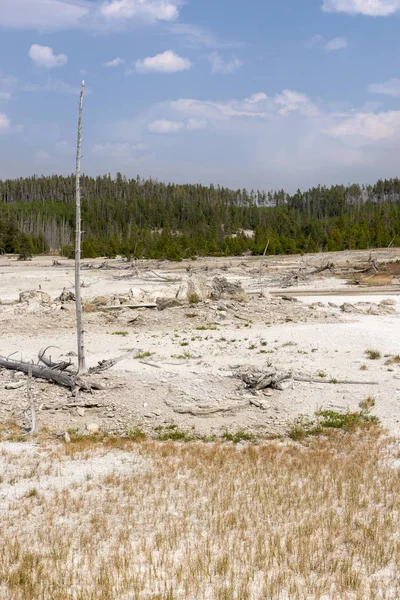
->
(316, 409), (379, 430)
(289, 408), (379, 441)
(127, 427), (146, 441)
(112, 331), (128, 337)
(155, 426), (194, 442)
(188, 292), (200, 305)
(222, 430), (255, 444)
(365, 349), (381, 360)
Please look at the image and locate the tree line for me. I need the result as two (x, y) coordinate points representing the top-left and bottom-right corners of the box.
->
(0, 173), (399, 260)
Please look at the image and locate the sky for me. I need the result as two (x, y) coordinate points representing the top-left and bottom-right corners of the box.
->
(1, 0), (400, 192)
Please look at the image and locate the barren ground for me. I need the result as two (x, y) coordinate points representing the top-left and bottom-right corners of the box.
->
(0, 248), (399, 438)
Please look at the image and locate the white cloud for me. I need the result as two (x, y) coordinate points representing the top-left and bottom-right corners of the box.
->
(322, 0), (400, 16)
(167, 23), (244, 49)
(0, 113), (10, 133)
(135, 50), (191, 74)
(245, 93), (268, 104)
(34, 150), (50, 160)
(29, 44), (68, 68)
(275, 90), (320, 117)
(100, 0), (179, 21)
(369, 78), (400, 96)
(0, 0), (89, 30)
(55, 140), (75, 154)
(0, 0), (181, 31)
(23, 79), (83, 94)
(92, 142), (146, 155)
(0, 74), (17, 101)
(170, 95), (269, 121)
(324, 37), (348, 51)
(326, 110), (400, 143)
(307, 34), (348, 51)
(103, 57), (126, 67)
(186, 119), (207, 130)
(148, 119), (184, 133)
(208, 52), (243, 74)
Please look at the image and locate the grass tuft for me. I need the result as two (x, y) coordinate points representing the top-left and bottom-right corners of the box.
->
(365, 349), (381, 360)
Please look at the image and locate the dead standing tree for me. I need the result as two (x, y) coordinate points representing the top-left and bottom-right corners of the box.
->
(0, 80), (140, 420)
(75, 81), (87, 374)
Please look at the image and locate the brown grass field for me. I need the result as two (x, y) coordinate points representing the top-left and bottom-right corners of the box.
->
(1, 425), (400, 599)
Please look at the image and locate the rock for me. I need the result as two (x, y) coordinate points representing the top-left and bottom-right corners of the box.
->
(92, 296), (108, 307)
(85, 422), (100, 434)
(19, 290), (52, 306)
(63, 432), (71, 443)
(5, 382), (25, 390)
(59, 288), (75, 303)
(340, 302), (356, 313)
(156, 297), (182, 311)
(281, 295), (299, 303)
(176, 275), (209, 303)
(380, 299), (396, 306)
(259, 290), (273, 301)
(328, 302), (338, 308)
(211, 277), (248, 302)
(77, 407), (85, 417)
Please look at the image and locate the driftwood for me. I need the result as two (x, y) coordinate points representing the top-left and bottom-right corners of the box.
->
(239, 367), (378, 391)
(1, 348), (139, 393)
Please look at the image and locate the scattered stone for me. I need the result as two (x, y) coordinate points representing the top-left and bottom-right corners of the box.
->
(211, 277), (248, 302)
(380, 299), (396, 306)
(77, 407), (85, 417)
(63, 431), (71, 443)
(156, 297), (182, 311)
(19, 290), (52, 306)
(176, 275), (209, 303)
(85, 423), (100, 434)
(5, 382), (25, 390)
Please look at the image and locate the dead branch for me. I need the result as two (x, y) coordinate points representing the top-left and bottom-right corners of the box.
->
(149, 270), (182, 283)
(38, 347), (74, 373)
(88, 349), (139, 375)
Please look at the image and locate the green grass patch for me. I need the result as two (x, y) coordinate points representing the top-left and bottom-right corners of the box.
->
(222, 430), (255, 444)
(134, 351), (154, 359)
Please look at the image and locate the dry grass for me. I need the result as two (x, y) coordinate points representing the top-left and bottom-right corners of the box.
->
(1, 428), (400, 599)
(385, 355), (400, 366)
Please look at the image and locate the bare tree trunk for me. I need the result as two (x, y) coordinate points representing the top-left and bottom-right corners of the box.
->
(75, 81), (87, 374)
(26, 364), (37, 435)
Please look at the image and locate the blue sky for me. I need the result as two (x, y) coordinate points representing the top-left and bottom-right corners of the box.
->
(1, 0), (400, 191)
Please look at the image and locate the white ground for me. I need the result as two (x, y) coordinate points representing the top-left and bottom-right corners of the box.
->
(0, 250), (399, 437)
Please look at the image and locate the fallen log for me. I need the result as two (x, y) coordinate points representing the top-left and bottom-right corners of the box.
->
(0, 355), (75, 389)
(101, 304), (157, 310)
(239, 367), (378, 391)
